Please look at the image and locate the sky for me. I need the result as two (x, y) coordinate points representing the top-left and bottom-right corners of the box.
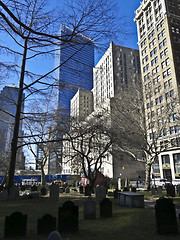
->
(0, 0), (142, 90)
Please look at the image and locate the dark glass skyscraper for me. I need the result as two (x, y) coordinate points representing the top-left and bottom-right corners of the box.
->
(55, 25), (94, 115)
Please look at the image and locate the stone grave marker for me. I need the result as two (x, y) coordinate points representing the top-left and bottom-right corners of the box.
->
(4, 212), (27, 238)
(65, 187), (70, 193)
(59, 187), (64, 194)
(155, 197), (178, 234)
(58, 201), (79, 233)
(114, 189), (119, 199)
(41, 187), (47, 195)
(85, 184), (91, 196)
(50, 184), (59, 201)
(95, 186), (106, 200)
(37, 214), (56, 235)
(47, 231), (62, 240)
(176, 185), (180, 196)
(151, 187), (156, 195)
(79, 186), (83, 194)
(0, 189), (8, 200)
(100, 198), (112, 218)
(8, 185), (19, 200)
(84, 197), (96, 220)
(166, 184), (175, 197)
(157, 186), (162, 195)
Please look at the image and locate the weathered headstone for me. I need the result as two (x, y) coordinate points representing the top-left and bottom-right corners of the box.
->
(8, 185), (19, 200)
(177, 185), (180, 196)
(0, 189), (8, 200)
(4, 212), (27, 238)
(100, 198), (112, 218)
(49, 184), (59, 201)
(84, 197), (96, 220)
(41, 187), (47, 195)
(65, 187), (70, 193)
(155, 197), (178, 234)
(37, 214), (56, 235)
(79, 186), (83, 194)
(58, 201), (79, 233)
(114, 189), (119, 199)
(151, 187), (156, 195)
(95, 186), (106, 200)
(47, 231), (62, 240)
(157, 186), (162, 195)
(85, 184), (91, 196)
(166, 184), (175, 197)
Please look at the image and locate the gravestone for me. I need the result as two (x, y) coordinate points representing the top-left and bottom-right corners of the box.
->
(157, 186), (162, 195)
(58, 201), (79, 233)
(0, 189), (8, 200)
(47, 231), (62, 240)
(85, 184), (91, 196)
(114, 189), (119, 199)
(176, 185), (180, 196)
(95, 186), (106, 200)
(155, 197), (178, 234)
(166, 184), (175, 197)
(100, 198), (112, 218)
(151, 187), (156, 195)
(4, 212), (27, 238)
(31, 185), (38, 192)
(37, 214), (56, 235)
(49, 184), (59, 201)
(131, 187), (136, 192)
(84, 197), (96, 220)
(79, 186), (83, 194)
(41, 187), (47, 195)
(65, 187), (70, 193)
(8, 185), (19, 200)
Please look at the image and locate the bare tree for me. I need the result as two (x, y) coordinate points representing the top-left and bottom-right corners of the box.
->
(107, 83), (180, 189)
(0, 0), (122, 189)
(62, 114), (112, 191)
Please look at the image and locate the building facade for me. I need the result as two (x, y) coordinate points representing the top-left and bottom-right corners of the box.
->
(135, 0), (180, 183)
(71, 89), (94, 121)
(55, 25), (94, 116)
(0, 85), (25, 173)
(93, 41), (141, 110)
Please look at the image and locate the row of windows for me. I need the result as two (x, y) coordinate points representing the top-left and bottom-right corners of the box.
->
(161, 58), (170, 69)
(149, 125), (179, 139)
(146, 89), (174, 108)
(172, 27), (180, 34)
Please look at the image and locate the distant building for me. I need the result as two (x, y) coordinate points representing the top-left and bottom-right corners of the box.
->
(0, 85), (25, 173)
(71, 89), (94, 121)
(54, 24), (94, 116)
(134, 0), (180, 183)
(93, 41), (141, 110)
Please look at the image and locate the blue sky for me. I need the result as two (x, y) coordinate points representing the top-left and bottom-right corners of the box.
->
(0, 0), (141, 89)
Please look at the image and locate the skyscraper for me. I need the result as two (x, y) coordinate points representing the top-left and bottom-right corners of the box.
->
(0, 85), (25, 172)
(55, 25), (94, 116)
(134, 0), (180, 182)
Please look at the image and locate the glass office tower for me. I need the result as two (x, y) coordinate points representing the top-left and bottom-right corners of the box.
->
(55, 25), (94, 116)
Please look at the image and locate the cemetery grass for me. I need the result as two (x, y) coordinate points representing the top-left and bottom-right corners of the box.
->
(0, 192), (180, 240)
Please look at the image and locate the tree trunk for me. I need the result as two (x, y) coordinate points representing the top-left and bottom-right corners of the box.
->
(7, 38), (28, 190)
(145, 163), (152, 190)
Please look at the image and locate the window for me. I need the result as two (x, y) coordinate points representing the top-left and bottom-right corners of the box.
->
(164, 48), (168, 55)
(170, 90), (174, 97)
(175, 125), (179, 133)
(159, 96), (163, 103)
(167, 68), (171, 76)
(164, 81), (168, 89)
(156, 98), (159, 105)
(160, 51), (164, 58)
(165, 92), (170, 100)
(170, 126), (175, 134)
(162, 155), (170, 164)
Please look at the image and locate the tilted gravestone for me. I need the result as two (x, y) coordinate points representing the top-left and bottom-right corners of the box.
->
(84, 197), (96, 220)
(58, 201), (79, 233)
(41, 187), (47, 195)
(49, 184), (59, 201)
(100, 198), (112, 218)
(155, 197), (178, 234)
(37, 214), (56, 235)
(4, 212), (27, 238)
